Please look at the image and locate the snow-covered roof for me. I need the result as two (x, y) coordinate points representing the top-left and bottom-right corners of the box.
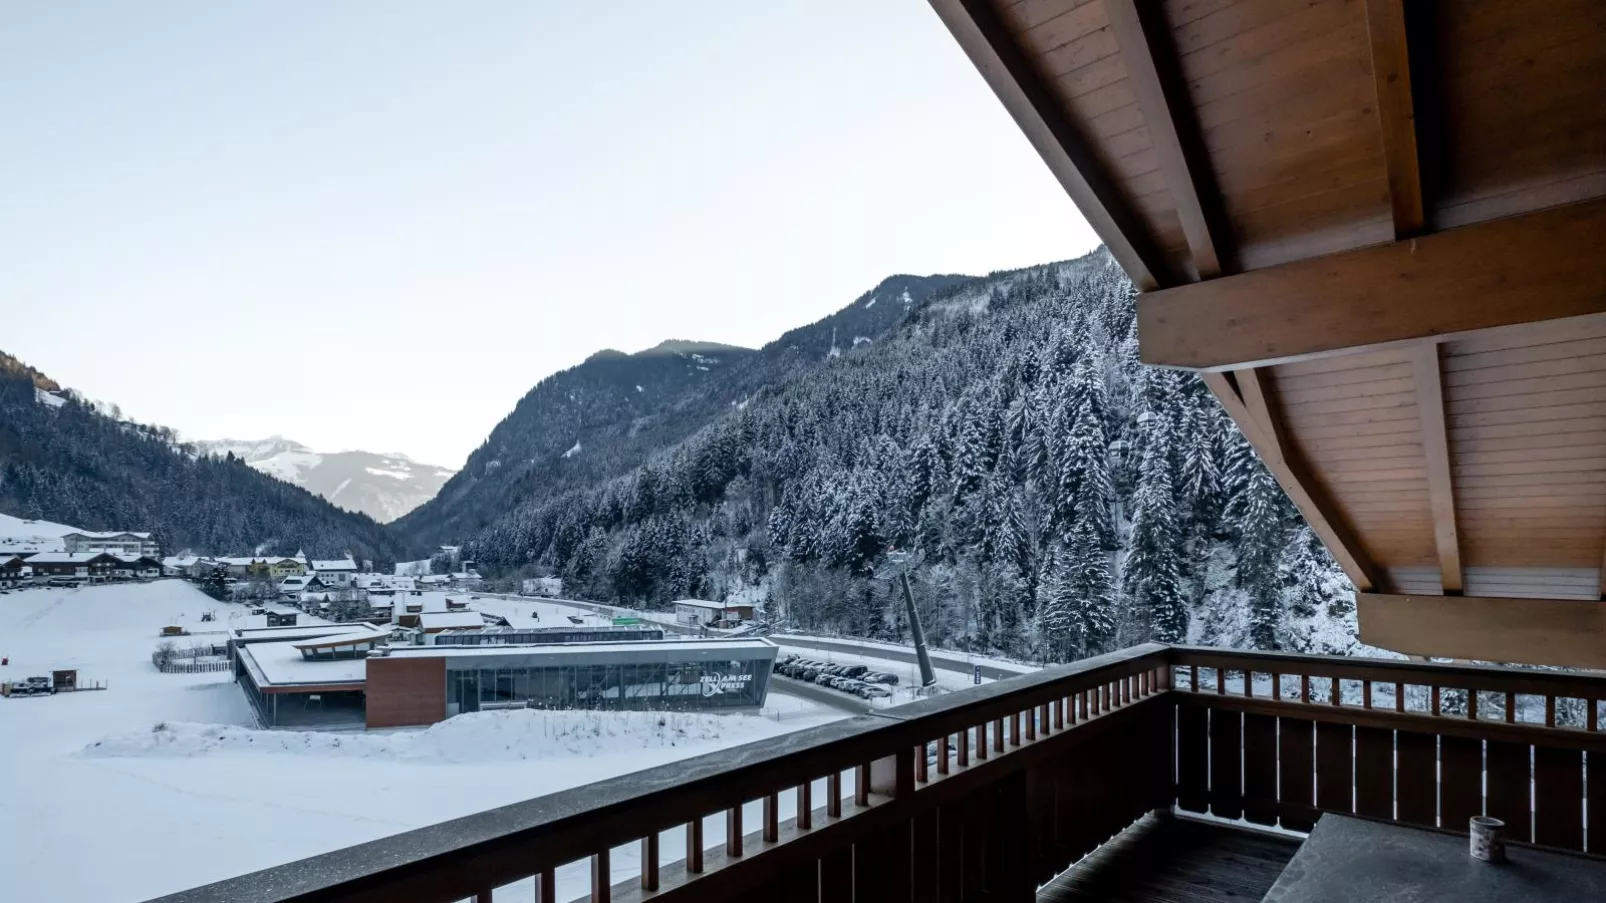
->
(419, 611), (486, 630)
(390, 637), (778, 659)
(217, 555), (301, 566)
(231, 622), (387, 643)
(290, 631), (386, 651)
(312, 558), (357, 572)
(112, 554), (159, 564)
(65, 531), (153, 540)
(25, 551), (116, 564)
(162, 556), (200, 568)
(238, 640), (368, 687)
(672, 599), (732, 610)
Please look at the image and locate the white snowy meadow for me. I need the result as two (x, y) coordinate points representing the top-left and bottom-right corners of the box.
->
(0, 581), (844, 902)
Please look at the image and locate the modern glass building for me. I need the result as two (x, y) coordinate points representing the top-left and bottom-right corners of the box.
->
(365, 638), (780, 727)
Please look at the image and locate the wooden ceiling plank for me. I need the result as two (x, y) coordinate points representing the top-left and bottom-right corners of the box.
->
(1412, 342), (1462, 593)
(1138, 199), (1606, 370)
(929, 0), (1173, 289)
(1105, 0), (1225, 278)
(1221, 368), (1378, 591)
(1358, 592), (1606, 669)
(1363, 0), (1425, 238)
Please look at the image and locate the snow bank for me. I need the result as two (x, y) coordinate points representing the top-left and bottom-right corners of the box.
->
(84, 708), (776, 763)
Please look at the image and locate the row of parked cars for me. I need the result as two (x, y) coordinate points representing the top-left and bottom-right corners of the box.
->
(773, 654), (899, 700)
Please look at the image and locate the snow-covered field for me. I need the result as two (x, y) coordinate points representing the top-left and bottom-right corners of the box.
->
(0, 582), (846, 902)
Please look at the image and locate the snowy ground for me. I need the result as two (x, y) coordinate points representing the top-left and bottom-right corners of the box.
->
(0, 581), (846, 902)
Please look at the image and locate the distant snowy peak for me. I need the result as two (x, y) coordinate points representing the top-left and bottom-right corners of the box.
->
(192, 437), (457, 523)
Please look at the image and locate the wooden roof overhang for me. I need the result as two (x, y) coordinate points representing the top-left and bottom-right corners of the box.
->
(932, 0), (1606, 667)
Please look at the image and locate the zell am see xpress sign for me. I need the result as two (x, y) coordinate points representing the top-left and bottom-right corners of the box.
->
(699, 672), (753, 697)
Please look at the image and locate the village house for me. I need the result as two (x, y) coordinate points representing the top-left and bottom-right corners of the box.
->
(61, 531), (159, 557)
(1, 555), (30, 585)
(111, 555), (163, 580)
(311, 557), (358, 587)
(278, 574), (324, 599)
(26, 551), (119, 582)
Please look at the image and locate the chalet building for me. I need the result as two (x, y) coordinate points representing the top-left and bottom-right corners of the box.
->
(1, 555), (29, 584)
(26, 551), (119, 581)
(160, 3), (1606, 902)
(61, 531), (158, 557)
(218, 556), (307, 579)
(278, 574), (324, 599)
(311, 557), (358, 587)
(111, 555), (163, 580)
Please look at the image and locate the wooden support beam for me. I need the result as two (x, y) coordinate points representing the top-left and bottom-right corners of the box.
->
(1412, 342), (1462, 593)
(1358, 593), (1606, 669)
(1204, 370), (1377, 591)
(1138, 199), (1606, 370)
(1363, 0), (1425, 238)
(1106, 0), (1225, 279)
(929, 0), (1174, 290)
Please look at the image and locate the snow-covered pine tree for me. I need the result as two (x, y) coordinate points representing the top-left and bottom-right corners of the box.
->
(1232, 462), (1288, 649)
(1122, 411), (1188, 642)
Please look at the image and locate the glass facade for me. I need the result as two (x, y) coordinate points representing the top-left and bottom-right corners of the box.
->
(445, 655), (770, 714)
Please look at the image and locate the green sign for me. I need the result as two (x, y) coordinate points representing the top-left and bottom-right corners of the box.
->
(612, 617), (642, 626)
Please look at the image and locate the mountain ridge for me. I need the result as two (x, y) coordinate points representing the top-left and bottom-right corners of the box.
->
(391, 272), (976, 546)
(191, 437), (456, 523)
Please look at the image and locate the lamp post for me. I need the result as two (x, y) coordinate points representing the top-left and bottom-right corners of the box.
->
(885, 550), (937, 689)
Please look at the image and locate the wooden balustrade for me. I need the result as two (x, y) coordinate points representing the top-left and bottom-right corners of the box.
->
(1168, 646), (1606, 854)
(149, 644), (1173, 903)
(147, 645), (1606, 903)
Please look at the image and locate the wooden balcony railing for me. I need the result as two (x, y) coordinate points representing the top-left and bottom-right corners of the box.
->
(1169, 646), (1606, 852)
(148, 645), (1606, 903)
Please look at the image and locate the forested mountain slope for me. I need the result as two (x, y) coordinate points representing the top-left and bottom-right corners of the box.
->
(0, 355), (413, 564)
(392, 273), (972, 545)
(458, 251), (1357, 662)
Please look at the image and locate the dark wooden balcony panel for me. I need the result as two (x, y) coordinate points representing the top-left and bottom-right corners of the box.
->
(1037, 814), (1299, 903)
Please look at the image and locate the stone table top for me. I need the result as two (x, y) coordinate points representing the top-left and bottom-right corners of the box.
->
(1263, 814), (1606, 902)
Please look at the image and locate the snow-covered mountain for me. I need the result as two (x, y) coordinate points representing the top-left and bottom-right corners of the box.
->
(192, 437), (456, 523)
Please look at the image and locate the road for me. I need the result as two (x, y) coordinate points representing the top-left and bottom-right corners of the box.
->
(771, 636), (1029, 682)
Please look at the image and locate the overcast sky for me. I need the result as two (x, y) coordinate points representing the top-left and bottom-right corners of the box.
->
(2, 2), (1095, 468)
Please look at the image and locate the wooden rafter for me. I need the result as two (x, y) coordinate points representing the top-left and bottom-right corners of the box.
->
(1359, 593), (1606, 669)
(1138, 199), (1606, 370)
(928, 0), (1174, 290)
(1204, 370), (1378, 592)
(1411, 342), (1461, 594)
(1363, 0), (1425, 238)
(1105, 0), (1224, 280)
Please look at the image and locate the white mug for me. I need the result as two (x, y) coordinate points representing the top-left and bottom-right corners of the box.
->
(1470, 816), (1507, 862)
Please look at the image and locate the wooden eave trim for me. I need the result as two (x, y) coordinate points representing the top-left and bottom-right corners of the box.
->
(928, 0), (1175, 290)
(1411, 342), (1461, 593)
(1364, 0), (1425, 238)
(1358, 593), (1606, 670)
(1137, 199), (1606, 370)
(1204, 371), (1377, 592)
(1105, 0), (1225, 279)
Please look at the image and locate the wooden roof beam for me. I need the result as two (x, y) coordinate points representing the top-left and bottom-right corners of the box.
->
(1204, 370), (1378, 592)
(1138, 199), (1606, 370)
(1412, 342), (1461, 594)
(1364, 0), (1425, 239)
(929, 0), (1175, 290)
(1359, 593), (1606, 669)
(1106, 0), (1227, 280)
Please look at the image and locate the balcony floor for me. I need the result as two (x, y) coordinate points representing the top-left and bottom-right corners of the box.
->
(1039, 813), (1301, 902)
